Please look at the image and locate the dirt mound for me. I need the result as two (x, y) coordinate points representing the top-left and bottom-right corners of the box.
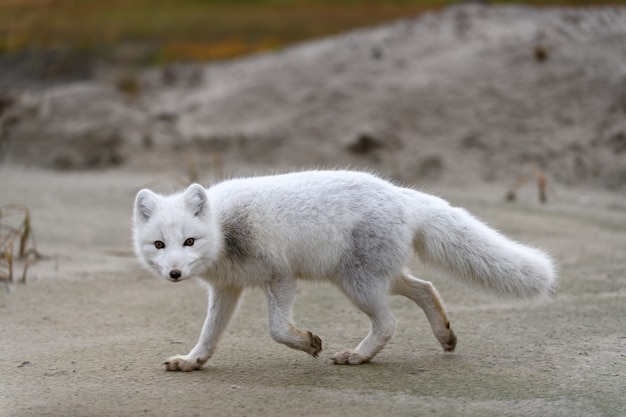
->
(2, 5), (625, 189)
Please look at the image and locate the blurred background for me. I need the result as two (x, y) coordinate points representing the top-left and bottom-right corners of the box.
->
(0, 0), (625, 190)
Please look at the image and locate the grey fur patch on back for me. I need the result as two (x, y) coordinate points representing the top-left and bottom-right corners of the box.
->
(340, 217), (406, 282)
(221, 206), (255, 262)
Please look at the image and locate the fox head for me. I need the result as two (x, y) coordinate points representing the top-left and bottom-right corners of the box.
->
(133, 184), (220, 282)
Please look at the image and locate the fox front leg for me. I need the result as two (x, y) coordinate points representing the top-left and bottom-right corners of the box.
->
(164, 285), (242, 371)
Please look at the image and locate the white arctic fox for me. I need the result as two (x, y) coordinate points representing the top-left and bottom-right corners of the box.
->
(133, 170), (556, 371)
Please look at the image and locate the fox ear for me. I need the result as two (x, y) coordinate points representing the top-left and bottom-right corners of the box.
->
(184, 183), (208, 217)
(134, 189), (157, 223)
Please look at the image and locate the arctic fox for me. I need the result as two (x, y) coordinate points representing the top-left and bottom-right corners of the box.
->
(133, 170), (556, 371)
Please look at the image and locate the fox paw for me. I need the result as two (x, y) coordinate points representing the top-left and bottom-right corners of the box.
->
(331, 350), (368, 365)
(163, 354), (206, 372)
(439, 328), (457, 352)
(306, 331), (323, 358)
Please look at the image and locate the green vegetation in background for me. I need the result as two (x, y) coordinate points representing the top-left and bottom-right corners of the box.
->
(1, 0), (623, 64)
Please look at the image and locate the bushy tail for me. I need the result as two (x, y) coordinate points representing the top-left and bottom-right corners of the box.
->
(413, 202), (557, 298)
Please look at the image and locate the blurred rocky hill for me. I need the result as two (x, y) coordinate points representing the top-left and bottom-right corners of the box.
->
(1, 4), (625, 189)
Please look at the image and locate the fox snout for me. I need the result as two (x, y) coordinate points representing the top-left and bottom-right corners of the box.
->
(146, 259), (188, 282)
(150, 249), (195, 282)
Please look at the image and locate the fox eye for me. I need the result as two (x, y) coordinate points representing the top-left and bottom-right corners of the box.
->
(183, 238), (195, 247)
(154, 240), (165, 249)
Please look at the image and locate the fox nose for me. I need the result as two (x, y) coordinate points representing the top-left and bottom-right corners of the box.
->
(169, 269), (182, 280)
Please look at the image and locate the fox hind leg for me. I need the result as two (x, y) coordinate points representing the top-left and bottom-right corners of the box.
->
(332, 280), (398, 365)
(391, 272), (456, 352)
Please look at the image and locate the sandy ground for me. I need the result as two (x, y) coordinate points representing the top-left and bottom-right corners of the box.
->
(1, 165), (625, 417)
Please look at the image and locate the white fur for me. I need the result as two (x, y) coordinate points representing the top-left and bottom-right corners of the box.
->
(133, 170), (557, 370)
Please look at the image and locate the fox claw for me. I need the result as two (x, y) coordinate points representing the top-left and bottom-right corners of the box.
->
(307, 331), (323, 358)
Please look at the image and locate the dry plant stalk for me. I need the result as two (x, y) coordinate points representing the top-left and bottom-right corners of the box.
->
(183, 151), (224, 185)
(0, 204), (43, 283)
(505, 166), (548, 204)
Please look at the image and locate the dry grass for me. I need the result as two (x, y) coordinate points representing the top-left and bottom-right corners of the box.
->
(1, 0), (622, 76)
(0, 0), (445, 63)
(4, 0), (619, 65)
(0, 204), (43, 283)
(505, 166), (548, 204)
